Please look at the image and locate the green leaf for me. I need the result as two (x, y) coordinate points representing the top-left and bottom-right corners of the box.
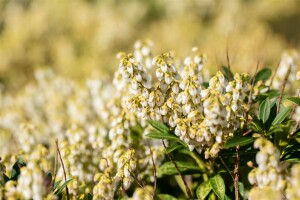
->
(224, 136), (255, 149)
(145, 131), (178, 140)
(251, 116), (264, 133)
(210, 174), (226, 200)
(85, 193), (93, 200)
(166, 143), (184, 153)
(265, 102), (277, 131)
(158, 161), (203, 176)
(295, 136), (300, 144)
(10, 157), (26, 181)
(259, 98), (271, 123)
(54, 179), (73, 195)
(196, 181), (212, 200)
(203, 82), (209, 88)
(53, 180), (62, 191)
(221, 66), (233, 81)
(147, 119), (169, 134)
(238, 182), (245, 198)
(156, 194), (177, 200)
(287, 97), (300, 106)
(272, 106), (292, 126)
(255, 68), (272, 83)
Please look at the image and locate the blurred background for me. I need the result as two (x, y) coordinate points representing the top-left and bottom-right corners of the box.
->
(0, 0), (300, 91)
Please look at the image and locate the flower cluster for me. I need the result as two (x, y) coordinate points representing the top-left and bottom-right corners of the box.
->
(115, 149), (137, 190)
(119, 45), (249, 157)
(93, 171), (114, 200)
(248, 138), (287, 192)
(271, 50), (299, 91)
(5, 145), (54, 200)
(286, 164), (300, 200)
(130, 185), (154, 200)
(1, 39), (300, 199)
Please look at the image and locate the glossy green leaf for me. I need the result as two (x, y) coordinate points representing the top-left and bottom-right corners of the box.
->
(295, 136), (300, 144)
(221, 66), (233, 81)
(265, 102), (277, 131)
(85, 193), (93, 200)
(255, 68), (272, 83)
(54, 179), (73, 195)
(156, 194), (177, 200)
(196, 180), (212, 200)
(147, 119), (170, 134)
(272, 106), (292, 125)
(10, 157), (26, 181)
(158, 161), (203, 176)
(259, 98), (271, 123)
(145, 131), (178, 140)
(53, 180), (62, 191)
(203, 82), (209, 88)
(210, 174), (226, 200)
(224, 136), (255, 149)
(287, 97), (300, 106)
(238, 182), (245, 198)
(251, 116), (264, 133)
(166, 143), (184, 153)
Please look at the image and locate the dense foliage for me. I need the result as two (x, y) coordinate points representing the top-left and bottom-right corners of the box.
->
(0, 41), (300, 200)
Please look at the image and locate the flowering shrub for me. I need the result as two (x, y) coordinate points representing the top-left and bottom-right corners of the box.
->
(0, 41), (300, 200)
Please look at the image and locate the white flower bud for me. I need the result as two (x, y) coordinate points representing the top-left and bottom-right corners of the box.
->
(156, 68), (164, 80)
(135, 73), (142, 82)
(127, 64), (133, 74)
(188, 86), (197, 97)
(165, 73), (172, 84)
(201, 89), (209, 98)
(161, 64), (168, 73)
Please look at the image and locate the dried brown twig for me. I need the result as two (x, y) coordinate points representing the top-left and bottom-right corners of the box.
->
(234, 145), (240, 200)
(277, 65), (291, 114)
(247, 61), (260, 114)
(162, 140), (192, 199)
(52, 146), (59, 188)
(219, 157), (234, 180)
(146, 139), (157, 199)
(269, 59), (281, 87)
(55, 139), (70, 200)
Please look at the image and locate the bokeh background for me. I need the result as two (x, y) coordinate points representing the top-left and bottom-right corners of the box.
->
(0, 0), (300, 90)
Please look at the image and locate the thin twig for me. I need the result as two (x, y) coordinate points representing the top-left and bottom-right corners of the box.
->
(146, 139), (157, 199)
(291, 119), (300, 136)
(277, 65), (292, 114)
(162, 140), (192, 199)
(226, 46), (231, 69)
(219, 157), (234, 180)
(234, 145), (240, 200)
(55, 139), (70, 200)
(130, 172), (145, 189)
(246, 61), (260, 121)
(269, 59), (281, 87)
(242, 129), (252, 136)
(52, 145), (59, 188)
(290, 90), (300, 119)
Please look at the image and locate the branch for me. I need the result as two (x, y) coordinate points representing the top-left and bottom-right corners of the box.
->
(243, 60), (259, 126)
(130, 172), (145, 189)
(55, 139), (70, 200)
(226, 46), (231, 69)
(269, 59), (281, 87)
(246, 61), (260, 121)
(162, 140), (192, 199)
(277, 65), (291, 114)
(52, 144), (59, 188)
(234, 145), (240, 200)
(219, 156), (234, 180)
(146, 139), (157, 199)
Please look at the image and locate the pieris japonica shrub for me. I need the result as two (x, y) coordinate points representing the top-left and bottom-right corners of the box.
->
(0, 41), (300, 200)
